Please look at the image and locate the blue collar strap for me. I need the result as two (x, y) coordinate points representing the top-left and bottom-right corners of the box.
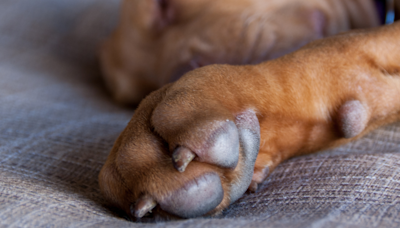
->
(375, 0), (395, 24)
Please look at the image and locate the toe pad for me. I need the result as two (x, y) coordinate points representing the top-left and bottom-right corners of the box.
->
(159, 173), (223, 218)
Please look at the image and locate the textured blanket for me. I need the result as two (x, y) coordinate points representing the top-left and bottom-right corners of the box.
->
(1, 0), (400, 227)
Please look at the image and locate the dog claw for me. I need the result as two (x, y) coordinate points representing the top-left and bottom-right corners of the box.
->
(132, 195), (157, 218)
(172, 147), (196, 172)
(248, 181), (258, 193)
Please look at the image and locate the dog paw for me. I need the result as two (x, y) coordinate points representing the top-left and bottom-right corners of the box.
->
(99, 84), (260, 219)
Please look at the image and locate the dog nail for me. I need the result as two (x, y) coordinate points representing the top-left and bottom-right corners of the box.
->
(132, 195), (157, 218)
(172, 147), (195, 172)
(248, 181), (258, 193)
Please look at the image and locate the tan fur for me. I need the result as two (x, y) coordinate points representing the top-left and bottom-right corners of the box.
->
(99, 22), (400, 219)
(100, 0), (379, 105)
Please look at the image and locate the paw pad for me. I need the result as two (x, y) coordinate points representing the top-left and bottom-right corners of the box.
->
(337, 100), (369, 138)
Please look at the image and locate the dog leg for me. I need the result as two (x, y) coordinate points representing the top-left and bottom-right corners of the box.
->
(99, 22), (400, 219)
(249, 22), (400, 188)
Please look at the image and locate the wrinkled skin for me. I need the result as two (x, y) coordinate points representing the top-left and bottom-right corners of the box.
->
(100, 0), (379, 105)
(99, 22), (400, 220)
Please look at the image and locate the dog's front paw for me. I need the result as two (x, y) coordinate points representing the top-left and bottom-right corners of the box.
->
(99, 82), (260, 219)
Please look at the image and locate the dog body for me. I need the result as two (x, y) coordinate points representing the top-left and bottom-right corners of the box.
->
(101, 0), (379, 104)
(99, 0), (400, 220)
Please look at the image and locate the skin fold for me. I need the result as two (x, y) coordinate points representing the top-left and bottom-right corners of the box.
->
(99, 22), (400, 219)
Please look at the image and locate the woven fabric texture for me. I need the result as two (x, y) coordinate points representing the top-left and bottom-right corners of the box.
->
(1, 0), (400, 227)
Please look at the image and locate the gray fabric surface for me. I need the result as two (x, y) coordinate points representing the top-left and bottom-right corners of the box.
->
(1, 0), (400, 227)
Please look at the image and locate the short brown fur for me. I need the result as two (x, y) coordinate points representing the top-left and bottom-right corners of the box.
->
(100, 22), (400, 219)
